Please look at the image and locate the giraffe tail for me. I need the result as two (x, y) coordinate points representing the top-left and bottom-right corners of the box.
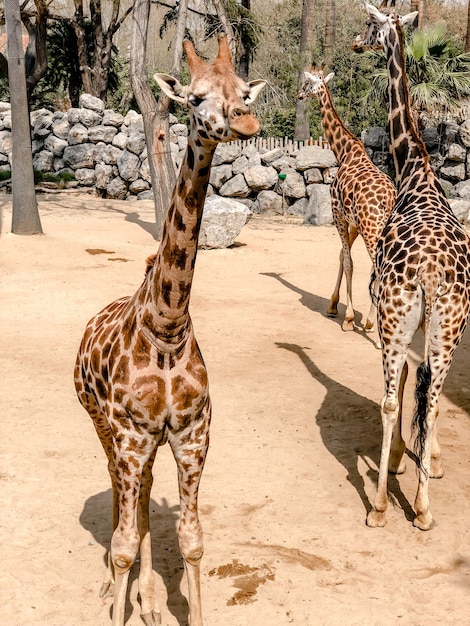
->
(411, 263), (453, 473)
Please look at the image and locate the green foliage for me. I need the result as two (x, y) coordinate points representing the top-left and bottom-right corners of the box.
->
(34, 170), (75, 184)
(362, 23), (470, 123)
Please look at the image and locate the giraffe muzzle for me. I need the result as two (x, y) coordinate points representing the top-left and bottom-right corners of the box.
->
(229, 108), (260, 138)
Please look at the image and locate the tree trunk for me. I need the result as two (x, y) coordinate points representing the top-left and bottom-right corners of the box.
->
(5, 0), (42, 235)
(130, 0), (184, 239)
(324, 0), (336, 63)
(466, 0), (470, 52)
(294, 0), (315, 141)
(418, 0), (427, 27)
(212, 0), (236, 60)
(238, 0), (251, 79)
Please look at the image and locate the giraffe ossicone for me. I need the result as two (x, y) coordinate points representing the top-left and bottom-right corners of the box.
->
(74, 34), (265, 626)
(298, 65), (396, 338)
(354, 2), (470, 531)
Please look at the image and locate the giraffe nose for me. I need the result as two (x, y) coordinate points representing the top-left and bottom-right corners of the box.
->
(229, 106), (260, 137)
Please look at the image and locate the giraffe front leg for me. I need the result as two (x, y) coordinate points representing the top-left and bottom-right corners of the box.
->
(138, 449), (161, 626)
(170, 401), (211, 626)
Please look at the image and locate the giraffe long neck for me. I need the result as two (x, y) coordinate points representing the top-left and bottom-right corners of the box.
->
(386, 20), (431, 189)
(138, 132), (215, 341)
(317, 86), (358, 161)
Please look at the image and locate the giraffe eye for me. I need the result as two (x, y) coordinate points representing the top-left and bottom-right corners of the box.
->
(189, 95), (204, 107)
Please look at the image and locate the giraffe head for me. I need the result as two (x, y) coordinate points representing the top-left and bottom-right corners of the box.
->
(297, 67), (335, 100)
(154, 35), (266, 145)
(352, 3), (417, 53)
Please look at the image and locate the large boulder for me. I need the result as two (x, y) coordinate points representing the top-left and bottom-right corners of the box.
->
(199, 195), (252, 248)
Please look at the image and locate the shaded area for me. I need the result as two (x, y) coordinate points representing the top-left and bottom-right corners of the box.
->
(276, 342), (416, 522)
(80, 490), (188, 625)
(262, 271), (378, 347)
(264, 271), (470, 417)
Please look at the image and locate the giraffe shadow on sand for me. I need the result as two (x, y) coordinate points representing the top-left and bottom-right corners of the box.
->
(262, 272), (378, 348)
(80, 491), (189, 625)
(276, 342), (416, 521)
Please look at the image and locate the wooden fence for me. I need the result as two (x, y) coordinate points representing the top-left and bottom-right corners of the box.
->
(229, 136), (330, 152)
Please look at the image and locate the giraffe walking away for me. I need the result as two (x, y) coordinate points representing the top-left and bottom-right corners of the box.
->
(74, 35), (265, 626)
(298, 68), (396, 336)
(354, 3), (470, 530)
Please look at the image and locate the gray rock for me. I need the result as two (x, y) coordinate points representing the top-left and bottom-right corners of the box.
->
(68, 123), (89, 145)
(0, 130), (12, 154)
(440, 161), (466, 182)
(213, 143), (242, 165)
(260, 147), (284, 165)
(448, 198), (470, 222)
(63, 143), (97, 169)
(244, 164), (278, 191)
(446, 143), (466, 162)
(75, 168), (96, 186)
(199, 195), (252, 248)
(52, 117), (71, 140)
(255, 189), (286, 214)
(209, 164), (233, 189)
(79, 93), (105, 113)
(459, 119), (470, 147)
(129, 179), (150, 194)
(44, 134), (68, 157)
(103, 110), (124, 127)
(232, 154), (249, 175)
(279, 169), (306, 199)
(117, 150), (140, 182)
(454, 179), (470, 199)
(362, 126), (389, 150)
(323, 166), (339, 184)
(126, 131), (146, 155)
(295, 145), (337, 170)
(33, 150), (54, 172)
(304, 184), (333, 225)
(79, 109), (102, 128)
(88, 125), (118, 143)
(304, 167), (323, 184)
(106, 176), (128, 199)
(288, 197), (308, 217)
(95, 163), (115, 189)
(112, 131), (129, 150)
(219, 173), (251, 197)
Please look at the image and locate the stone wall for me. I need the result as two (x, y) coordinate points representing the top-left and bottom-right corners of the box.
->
(1, 93), (470, 224)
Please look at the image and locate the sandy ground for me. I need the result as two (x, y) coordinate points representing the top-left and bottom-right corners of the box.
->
(1, 193), (470, 626)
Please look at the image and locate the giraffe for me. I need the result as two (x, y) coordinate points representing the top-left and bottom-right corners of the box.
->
(298, 67), (396, 336)
(74, 35), (265, 626)
(353, 3), (470, 530)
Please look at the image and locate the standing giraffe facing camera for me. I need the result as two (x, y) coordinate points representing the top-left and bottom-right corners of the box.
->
(353, 3), (470, 530)
(298, 67), (396, 336)
(74, 35), (265, 626)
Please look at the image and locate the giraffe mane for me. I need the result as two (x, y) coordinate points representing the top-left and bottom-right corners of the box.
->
(394, 15), (432, 175)
(145, 253), (158, 275)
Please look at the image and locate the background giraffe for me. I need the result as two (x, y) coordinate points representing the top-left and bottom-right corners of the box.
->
(298, 68), (396, 336)
(354, 4), (470, 530)
(74, 35), (265, 626)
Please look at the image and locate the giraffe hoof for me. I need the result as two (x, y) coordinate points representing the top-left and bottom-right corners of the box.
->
(141, 609), (162, 626)
(430, 466), (444, 479)
(413, 513), (435, 531)
(364, 321), (375, 332)
(366, 509), (387, 528)
(99, 580), (113, 598)
(326, 308), (338, 318)
(342, 320), (355, 332)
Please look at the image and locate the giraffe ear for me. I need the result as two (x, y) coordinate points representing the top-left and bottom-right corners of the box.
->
(400, 11), (418, 27)
(364, 3), (388, 25)
(324, 72), (335, 84)
(244, 79), (267, 105)
(154, 73), (189, 106)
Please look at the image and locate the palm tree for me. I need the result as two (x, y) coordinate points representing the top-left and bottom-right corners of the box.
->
(363, 23), (470, 127)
